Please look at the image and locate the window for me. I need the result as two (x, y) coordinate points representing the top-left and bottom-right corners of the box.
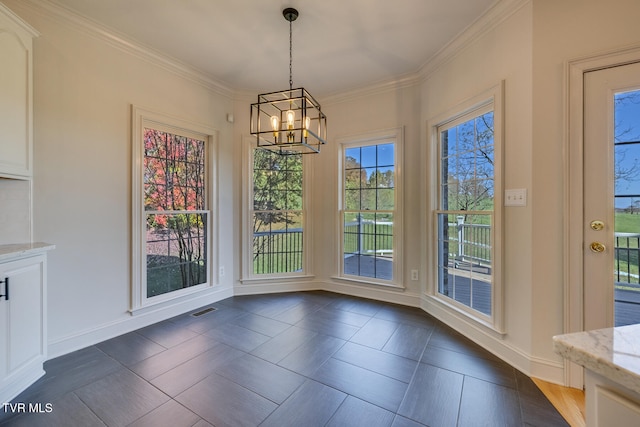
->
(249, 148), (305, 276)
(339, 129), (402, 285)
(144, 129), (208, 297)
(132, 107), (216, 311)
(432, 84), (503, 330)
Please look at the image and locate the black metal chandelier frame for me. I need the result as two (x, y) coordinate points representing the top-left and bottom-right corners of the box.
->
(250, 8), (327, 155)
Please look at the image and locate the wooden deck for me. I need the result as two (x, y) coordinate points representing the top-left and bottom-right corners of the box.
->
(345, 256), (640, 325)
(615, 286), (640, 326)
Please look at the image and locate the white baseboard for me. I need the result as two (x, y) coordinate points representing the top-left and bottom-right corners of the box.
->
(233, 280), (320, 296)
(322, 280), (422, 307)
(529, 355), (566, 385)
(420, 294), (565, 384)
(0, 364), (45, 404)
(47, 286), (233, 359)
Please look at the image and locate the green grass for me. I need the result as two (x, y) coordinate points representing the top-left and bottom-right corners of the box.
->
(253, 232), (303, 274)
(615, 212), (640, 233)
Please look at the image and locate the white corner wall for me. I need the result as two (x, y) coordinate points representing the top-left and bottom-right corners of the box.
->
(2, 0), (237, 357)
(531, 0), (640, 381)
(420, 1), (540, 378)
(416, 0), (640, 385)
(315, 84), (423, 302)
(0, 179), (31, 244)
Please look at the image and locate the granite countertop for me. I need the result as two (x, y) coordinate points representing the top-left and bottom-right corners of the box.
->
(553, 324), (640, 395)
(0, 242), (55, 262)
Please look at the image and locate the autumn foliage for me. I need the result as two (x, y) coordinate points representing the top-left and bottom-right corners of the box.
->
(144, 128), (207, 296)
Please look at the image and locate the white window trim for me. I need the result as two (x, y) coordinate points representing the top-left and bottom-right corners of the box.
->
(335, 127), (404, 288)
(240, 136), (313, 283)
(426, 82), (505, 334)
(130, 105), (218, 314)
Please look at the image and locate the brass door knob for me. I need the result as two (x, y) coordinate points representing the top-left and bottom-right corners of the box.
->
(590, 242), (606, 253)
(590, 220), (605, 231)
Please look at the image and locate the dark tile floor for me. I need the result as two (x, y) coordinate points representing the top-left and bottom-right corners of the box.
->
(0, 291), (569, 427)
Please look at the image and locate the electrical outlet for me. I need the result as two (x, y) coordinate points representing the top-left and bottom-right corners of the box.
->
(219, 266), (225, 277)
(411, 269), (419, 281)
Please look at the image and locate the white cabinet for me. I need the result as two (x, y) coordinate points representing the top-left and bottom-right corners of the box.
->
(0, 3), (38, 179)
(0, 247), (51, 403)
(586, 370), (640, 427)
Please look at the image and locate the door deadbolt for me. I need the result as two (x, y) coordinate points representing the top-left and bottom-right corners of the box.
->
(590, 220), (605, 231)
(590, 242), (606, 253)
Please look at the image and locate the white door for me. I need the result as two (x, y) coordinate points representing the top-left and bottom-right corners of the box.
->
(584, 62), (640, 330)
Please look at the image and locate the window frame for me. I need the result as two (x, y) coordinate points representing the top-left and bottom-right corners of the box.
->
(131, 106), (218, 313)
(428, 83), (504, 333)
(241, 138), (312, 282)
(337, 128), (404, 288)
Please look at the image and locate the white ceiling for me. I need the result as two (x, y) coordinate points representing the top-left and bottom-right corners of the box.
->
(49, 0), (498, 97)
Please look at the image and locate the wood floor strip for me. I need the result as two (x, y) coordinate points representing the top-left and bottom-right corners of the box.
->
(532, 377), (585, 427)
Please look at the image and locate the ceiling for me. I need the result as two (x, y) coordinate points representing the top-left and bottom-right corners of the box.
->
(49, 0), (498, 97)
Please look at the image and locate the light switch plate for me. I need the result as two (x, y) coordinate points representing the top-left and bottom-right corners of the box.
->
(505, 188), (527, 206)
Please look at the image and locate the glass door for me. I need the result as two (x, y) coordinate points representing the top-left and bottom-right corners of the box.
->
(584, 62), (640, 329)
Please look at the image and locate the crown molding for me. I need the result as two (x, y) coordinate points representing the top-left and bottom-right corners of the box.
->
(15, 0), (234, 98)
(418, 0), (530, 81)
(10, 0), (528, 104)
(320, 72), (422, 106)
(0, 2), (40, 37)
(235, 71), (422, 107)
(288, 0), (529, 106)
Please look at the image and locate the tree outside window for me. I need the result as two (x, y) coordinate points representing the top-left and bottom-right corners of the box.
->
(437, 110), (494, 315)
(252, 149), (304, 275)
(144, 128), (208, 297)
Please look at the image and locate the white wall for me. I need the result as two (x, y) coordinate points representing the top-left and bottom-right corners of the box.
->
(415, 0), (640, 384)
(315, 84), (423, 303)
(232, 83), (423, 304)
(419, 1), (538, 376)
(530, 0), (640, 374)
(0, 179), (31, 244)
(3, 0), (236, 357)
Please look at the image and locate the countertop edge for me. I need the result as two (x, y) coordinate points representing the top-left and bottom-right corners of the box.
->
(553, 332), (640, 395)
(0, 242), (56, 262)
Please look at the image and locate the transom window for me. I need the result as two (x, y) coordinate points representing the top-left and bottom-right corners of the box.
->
(339, 129), (402, 285)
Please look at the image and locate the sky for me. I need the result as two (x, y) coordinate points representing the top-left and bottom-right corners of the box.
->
(614, 89), (640, 210)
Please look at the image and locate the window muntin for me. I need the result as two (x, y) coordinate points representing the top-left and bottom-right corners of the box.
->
(251, 149), (304, 275)
(144, 128), (208, 298)
(341, 140), (397, 283)
(436, 108), (494, 317)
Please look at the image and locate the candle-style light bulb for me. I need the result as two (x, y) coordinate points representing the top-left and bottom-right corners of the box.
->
(286, 109), (295, 129)
(303, 116), (311, 138)
(270, 116), (279, 139)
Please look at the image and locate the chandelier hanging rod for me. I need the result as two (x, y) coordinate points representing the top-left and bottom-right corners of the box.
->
(283, 7), (297, 90)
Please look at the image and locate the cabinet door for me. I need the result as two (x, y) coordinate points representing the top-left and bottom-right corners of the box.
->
(0, 5), (36, 178)
(0, 256), (45, 379)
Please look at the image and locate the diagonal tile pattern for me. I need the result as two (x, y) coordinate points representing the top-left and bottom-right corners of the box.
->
(0, 291), (569, 426)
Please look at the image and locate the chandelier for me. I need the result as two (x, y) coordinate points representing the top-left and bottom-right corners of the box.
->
(250, 8), (327, 155)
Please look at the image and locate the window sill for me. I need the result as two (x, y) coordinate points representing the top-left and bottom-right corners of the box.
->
(129, 283), (217, 317)
(423, 292), (506, 337)
(330, 275), (405, 290)
(240, 274), (315, 285)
